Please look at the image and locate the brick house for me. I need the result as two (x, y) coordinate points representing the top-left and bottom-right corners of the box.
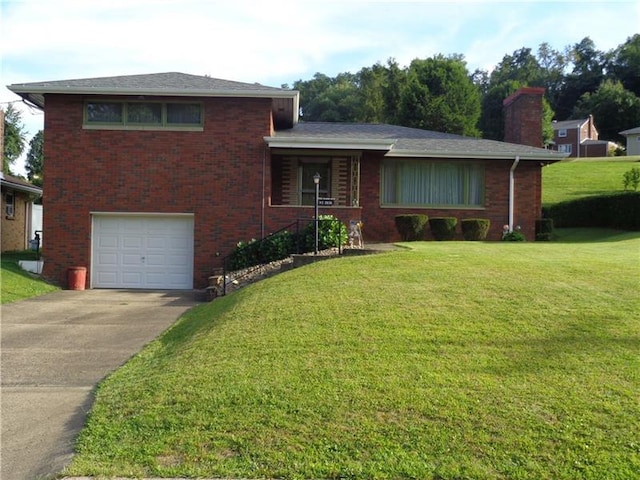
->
(8, 73), (564, 289)
(552, 115), (612, 157)
(1, 172), (42, 252)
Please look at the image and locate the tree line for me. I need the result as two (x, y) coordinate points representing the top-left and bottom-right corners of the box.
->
(288, 35), (640, 146)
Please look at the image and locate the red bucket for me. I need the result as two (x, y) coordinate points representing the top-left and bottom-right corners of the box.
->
(67, 266), (87, 290)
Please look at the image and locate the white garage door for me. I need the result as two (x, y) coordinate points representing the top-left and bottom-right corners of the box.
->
(92, 215), (194, 289)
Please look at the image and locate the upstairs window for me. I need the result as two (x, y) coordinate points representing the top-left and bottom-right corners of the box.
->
(85, 101), (203, 130)
(558, 128), (567, 138)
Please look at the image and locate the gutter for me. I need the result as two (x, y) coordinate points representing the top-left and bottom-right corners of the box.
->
(508, 155), (520, 232)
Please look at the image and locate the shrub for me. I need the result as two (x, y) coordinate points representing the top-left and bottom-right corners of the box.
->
(302, 215), (348, 251)
(394, 214), (428, 241)
(429, 217), (457, 241)
(227, 239), (260, 270)
(502, 230), (526, 242)
(543, 192), (640, 231)
(460, 219), (490, 241)
(260, 230), (296, 263)
(535, 218), (554, 241)
(623, 167), (640, 191)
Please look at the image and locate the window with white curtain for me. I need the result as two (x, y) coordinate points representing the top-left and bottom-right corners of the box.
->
(381, 160), (484, 207)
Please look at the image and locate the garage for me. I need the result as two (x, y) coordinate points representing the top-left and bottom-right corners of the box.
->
(91, 214), (194, 289)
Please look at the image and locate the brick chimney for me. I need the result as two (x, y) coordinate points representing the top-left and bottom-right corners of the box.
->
(503, 87), (545, 147)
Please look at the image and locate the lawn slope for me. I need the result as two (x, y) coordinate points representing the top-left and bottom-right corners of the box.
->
(1, 251), (58, 303)
(67, 231), (640, 479)
(542, 157), (639, 206)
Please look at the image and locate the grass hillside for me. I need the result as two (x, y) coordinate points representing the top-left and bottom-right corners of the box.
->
(542, 156), (640, 206)
(1, 251), (58, 303)
(67, 230), (640, 480)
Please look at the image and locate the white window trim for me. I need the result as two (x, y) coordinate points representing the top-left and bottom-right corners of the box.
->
(558, 128), (567, 138)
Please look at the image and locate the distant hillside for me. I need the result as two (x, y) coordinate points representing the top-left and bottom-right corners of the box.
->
(542, 157), (640, 207)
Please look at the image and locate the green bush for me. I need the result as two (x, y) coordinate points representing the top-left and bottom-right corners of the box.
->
(502, 230), (526, 242)
(394, 214), (428, 241)
(543, 192), (640, 231)
(623, 167), (640, 191)
(260, 230), (296, 262)
(535, 218), (554, 241)
(227, 239), (260, 270)
(460, 219), (490, 241)
(429, 217), (458, 241)
(302, 215), (348, 251)
(227, 231), (297, 270)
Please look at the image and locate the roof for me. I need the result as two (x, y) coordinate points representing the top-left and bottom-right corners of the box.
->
(620, 126), (640, 136)
(0, 172), (42, 196)
(552, 118), (589, 130)
(265, 122), (567, 161)
(7, 72), (299, 128)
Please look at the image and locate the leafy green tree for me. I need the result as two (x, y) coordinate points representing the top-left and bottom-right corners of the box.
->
(555, 37), (606, 119)
(572, 80), (640, 143)
(536, 42), (569, 111)
(490, 47), (543, 87)
(294, 72), (361, 122)
(2, 104), (27, 174)
(26, 130), (43, 187)
(398, 55), (481, 136)
(609, 34), (640, 96)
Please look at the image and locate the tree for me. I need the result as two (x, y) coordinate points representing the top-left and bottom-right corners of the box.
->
(536, 42), (569, 111)
(572, 80), (640, 143)
(26, 130), (44, 187)
(609, 34), (640, 97)
(2, 103), (27, 174)
(398, 55), (481, 136)
(555, 37), (606, 119)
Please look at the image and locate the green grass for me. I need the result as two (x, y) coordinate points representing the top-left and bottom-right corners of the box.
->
(66, 229), (640, 479)
(1, 251), (58, 304)
(542, 156), (640, 207)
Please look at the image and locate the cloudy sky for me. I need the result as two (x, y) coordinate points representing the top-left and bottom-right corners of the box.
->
(1, 0), (639, 174)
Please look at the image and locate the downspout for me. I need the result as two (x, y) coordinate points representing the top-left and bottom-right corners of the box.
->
(261, 146), (266, 239)
(509, 155), (520, 232)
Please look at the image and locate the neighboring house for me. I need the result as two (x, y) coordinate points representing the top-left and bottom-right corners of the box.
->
(1, 172), (42, 252)
(619, 127), (640, 156)
(7, 73), (565, 289)
(551, 115), (611, 158)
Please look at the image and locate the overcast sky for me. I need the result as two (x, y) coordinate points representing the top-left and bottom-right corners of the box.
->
(1, 0), (639, 175)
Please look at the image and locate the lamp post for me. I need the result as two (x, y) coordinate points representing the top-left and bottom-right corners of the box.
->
(313, 172), (320, 255)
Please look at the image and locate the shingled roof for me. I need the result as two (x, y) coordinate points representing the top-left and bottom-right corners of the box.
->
(8, 72), (299, 128)
(266, 122), (567, 161)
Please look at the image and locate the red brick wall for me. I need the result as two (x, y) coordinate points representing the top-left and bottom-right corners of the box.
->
(353, 152), (540, 242)
(42, 94), (273, 288)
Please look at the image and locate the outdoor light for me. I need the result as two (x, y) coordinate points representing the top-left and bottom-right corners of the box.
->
(313, 172), (320, 254)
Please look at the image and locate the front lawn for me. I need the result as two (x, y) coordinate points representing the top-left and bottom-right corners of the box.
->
(67, 230), (640, 479)
(1, 251), (58, 304)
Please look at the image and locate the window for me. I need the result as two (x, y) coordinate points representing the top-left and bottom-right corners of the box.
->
(85, 101), (203, 129)
(558, 128), (567, 138)
(558, 144), (572, 154)
(299, 161), (330, 205)
(5, 193), (15, 217)
(381, 160), (484, 207)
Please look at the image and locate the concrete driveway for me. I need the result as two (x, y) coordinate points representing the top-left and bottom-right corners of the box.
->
(1, 289), (202, 480)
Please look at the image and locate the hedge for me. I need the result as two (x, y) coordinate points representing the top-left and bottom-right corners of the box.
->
(394, 215), (428, 241)
(429, 217), (458, 241)
(461, 219), (490, 241)
(543, 192), (640, 231)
